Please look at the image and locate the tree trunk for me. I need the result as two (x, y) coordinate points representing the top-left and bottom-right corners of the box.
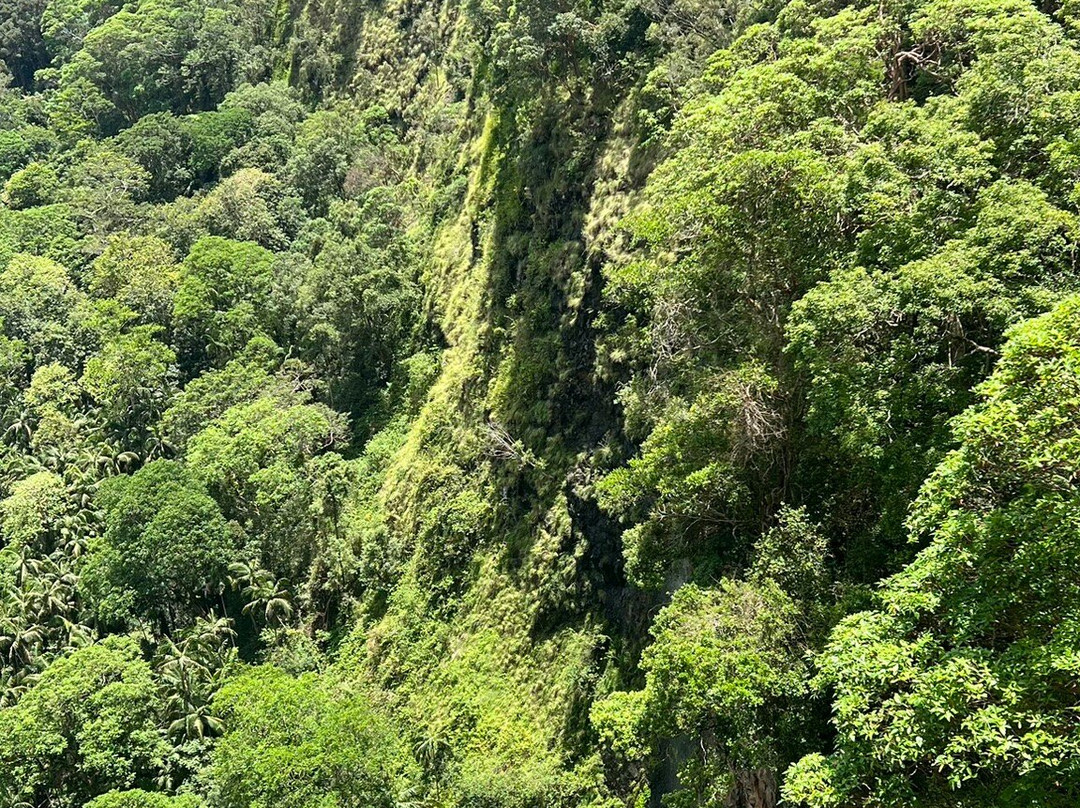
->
(728, 767), (778, 808)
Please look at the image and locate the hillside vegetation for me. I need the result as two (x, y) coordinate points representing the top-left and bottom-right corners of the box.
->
(0, 0), (1079, 806)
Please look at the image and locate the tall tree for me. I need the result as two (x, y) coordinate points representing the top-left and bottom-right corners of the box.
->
(786, 295), (1080, 807)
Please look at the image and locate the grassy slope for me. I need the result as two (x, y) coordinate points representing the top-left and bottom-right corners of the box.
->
(288, 1), (662, 803)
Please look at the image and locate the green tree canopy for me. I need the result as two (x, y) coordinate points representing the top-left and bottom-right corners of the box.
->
(786, 295), (1080, 807)
(211, 665), (413, 808)
(173, 235), (275, 371)
(0, 636), (167, 808)
(83, 459), (236, 630)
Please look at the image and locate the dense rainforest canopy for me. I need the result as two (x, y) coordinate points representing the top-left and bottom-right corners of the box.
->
(0, 0), (1078, 806)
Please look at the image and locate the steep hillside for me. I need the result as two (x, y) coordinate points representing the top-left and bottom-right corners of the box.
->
(1, 0), (1080, 807)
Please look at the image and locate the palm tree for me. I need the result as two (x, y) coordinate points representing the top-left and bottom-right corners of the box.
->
(0, 619), (44, 666)
(413, 725), (453, 804)
(167, 701), (224, 740)
(230, 561), (295, 627)
(54, 615), (93, 651)
(155, 614), (237, 741)
(0, 666), (40, 708)
(3, 408), (33, 448)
